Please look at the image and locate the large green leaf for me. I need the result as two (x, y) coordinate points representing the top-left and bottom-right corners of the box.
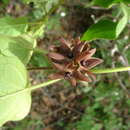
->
(82, 19), (117, 41)
(0, 16), (28, 36)
(0, 55), (31, 126)
(82, 3), (129, 41)
(0, 34), (36, 64)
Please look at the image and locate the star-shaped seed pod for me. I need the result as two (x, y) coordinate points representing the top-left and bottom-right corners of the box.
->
(49, 63), (91, 86)
(48, 37), (103, 86)
(48, 37), (84, 64)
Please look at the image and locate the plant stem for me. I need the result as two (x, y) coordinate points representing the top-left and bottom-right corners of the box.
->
(91, 66), (130, 74)
(1, 66), (130, 100)
(0, 79), (61, 100)
(30, 79), (61, 91)
(28, 66), (130, 73)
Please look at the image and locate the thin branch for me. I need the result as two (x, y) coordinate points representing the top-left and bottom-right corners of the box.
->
(0, 79), (61, 100)
(91, 66), (130, 74)
(27, 65), (130, 73)
(30, 79), (61, 91)
(1, 66), (130, 100)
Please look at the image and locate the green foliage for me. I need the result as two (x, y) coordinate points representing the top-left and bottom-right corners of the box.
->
(1, 0), (9, 5)
(0, 0), (62, 125)
(92, 0), (120, 8)
(30, 52), (51, 67)
(22, 0), (59, 17)
(91, 0), (130, 8)
(116, 3), (130, 36)
(0, 16), (33, 125)
(30, 23), (45, 38)
(0, 0), (130, 128)
(0, 55), (31, 126)
(0, 16), (28, 36)
(123, 0), (130, 4)
(66, 78), (130, 130)
(0, 34), (36, 64)
(0, 14), (36, 125)
(82, 19), (117, 41)
(82, 3), (130, 41)
(13, 118), (45, 130)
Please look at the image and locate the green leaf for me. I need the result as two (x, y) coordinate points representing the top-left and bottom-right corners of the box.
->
(29, 23), (45, 38)
(82, 3), (129, 41)
(81, 19), (117, 41)
(0, 34), (36, 64)
(91, 66), (130, 74)
(2, 0), (9, 4)
(123, 0), (130, 4)
(0, 16), (28, 36)
(0, 55), (31, 126)
(91, 0), (121, 8)
(30, 52), (51, 67)
(116, 3), (129, 36)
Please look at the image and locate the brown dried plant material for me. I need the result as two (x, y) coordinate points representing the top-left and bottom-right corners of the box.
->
(48, 37), (103, 86)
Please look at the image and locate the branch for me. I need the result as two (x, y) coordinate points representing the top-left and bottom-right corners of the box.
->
(91, 66), (130, 74)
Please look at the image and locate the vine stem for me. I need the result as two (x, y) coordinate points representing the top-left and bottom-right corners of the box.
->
(91, 66), (130, 74)
(0, 79), (61, 100)
(30, 79), (61, 91)
(1, 66), (130, 100)
(28, 66), (130, 73)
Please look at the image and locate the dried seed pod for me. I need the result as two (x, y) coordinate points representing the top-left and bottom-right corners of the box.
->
(48, 37), (103, 86)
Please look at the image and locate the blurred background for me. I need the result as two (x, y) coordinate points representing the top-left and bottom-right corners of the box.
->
(1, 0), (130, 129)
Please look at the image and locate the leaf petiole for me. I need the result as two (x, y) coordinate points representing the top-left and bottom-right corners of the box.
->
(91, 66), (130, 74)
(1, 66), (130, 100)
(0, 79), (61, 100)
(30, 79), (61, 91)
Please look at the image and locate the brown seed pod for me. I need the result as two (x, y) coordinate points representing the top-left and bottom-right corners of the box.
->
(48, 37), (103, 86)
